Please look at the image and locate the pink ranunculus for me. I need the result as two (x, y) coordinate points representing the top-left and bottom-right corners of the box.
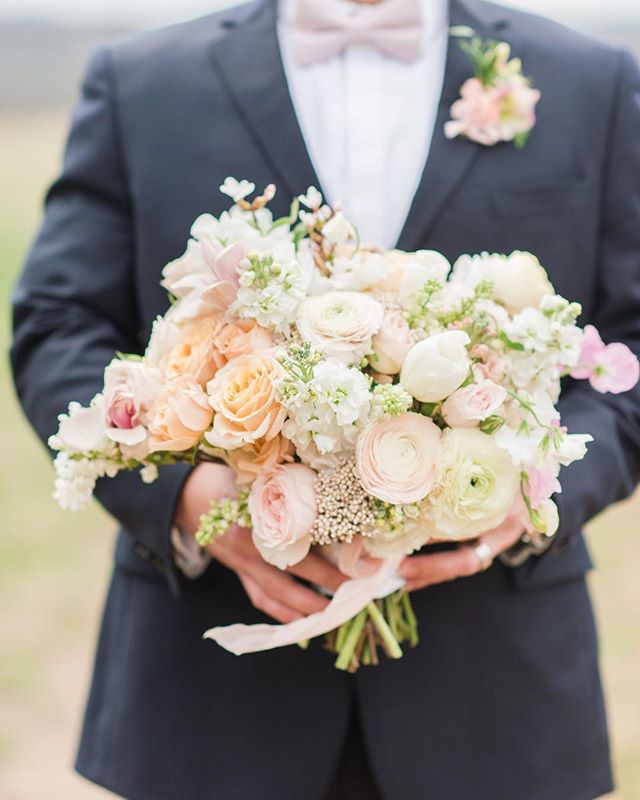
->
(571, 325), (640, 394)
(524, 466), (561, 509)
(355, 412), (441, 505)
(370, 309), (414, 375)
(248, 463), (317, 569)
(441, 379), (507, 428)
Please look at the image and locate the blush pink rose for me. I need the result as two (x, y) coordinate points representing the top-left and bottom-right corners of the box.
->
(441, 379), (507, 428)
(355, 412), (441, 504)
(103, 360), (160, 457)
(570, 324), (640, 394)
(370, 309), (414, 375)
(248, 463), (317, 568)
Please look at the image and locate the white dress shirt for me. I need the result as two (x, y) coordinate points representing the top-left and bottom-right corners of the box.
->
(175, 0), (450, 577)
(278, 0), (449, 248)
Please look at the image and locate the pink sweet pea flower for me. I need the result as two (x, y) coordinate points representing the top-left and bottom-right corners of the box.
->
(524, 466), (561, 509)
(571, 325), (640, 394)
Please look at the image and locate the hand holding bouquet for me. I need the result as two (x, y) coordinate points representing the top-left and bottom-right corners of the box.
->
(50, 178), (639, 670)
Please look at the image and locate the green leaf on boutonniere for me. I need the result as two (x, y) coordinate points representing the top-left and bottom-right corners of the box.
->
(514, 131), (530, 149)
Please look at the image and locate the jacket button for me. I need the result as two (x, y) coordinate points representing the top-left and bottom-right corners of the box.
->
(133, 542), (151, 561)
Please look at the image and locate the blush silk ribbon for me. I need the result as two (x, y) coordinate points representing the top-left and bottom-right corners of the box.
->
(203, 544), (403, 656)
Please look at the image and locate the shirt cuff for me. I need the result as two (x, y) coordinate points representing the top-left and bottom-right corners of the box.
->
(171, 526), (212, 579)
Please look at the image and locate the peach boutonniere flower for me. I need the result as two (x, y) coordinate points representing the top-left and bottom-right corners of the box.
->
(445, 28), (541, 148)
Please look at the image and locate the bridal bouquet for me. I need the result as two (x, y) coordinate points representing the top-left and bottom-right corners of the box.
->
(50, 179), (639, 671)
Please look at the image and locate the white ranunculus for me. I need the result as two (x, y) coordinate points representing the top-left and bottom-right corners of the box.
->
(296, 291), (384, 364)
(400, 330), (471, 402)
(423, 428), (520, 539)
(451, 250), (553, 313)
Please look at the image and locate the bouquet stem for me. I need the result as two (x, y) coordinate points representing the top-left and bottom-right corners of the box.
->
(330, 590), (419, 672)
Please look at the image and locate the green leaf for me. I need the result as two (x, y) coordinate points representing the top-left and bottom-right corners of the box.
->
(513, 131), (530, 149)
(479, 415), (505, 435)
(498, 330), (525, 351)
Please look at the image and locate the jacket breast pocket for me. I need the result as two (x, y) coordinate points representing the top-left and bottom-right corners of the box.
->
(491, 178), (596, 217)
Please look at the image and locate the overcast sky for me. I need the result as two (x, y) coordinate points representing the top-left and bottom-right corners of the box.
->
(1, 0), (638, 28)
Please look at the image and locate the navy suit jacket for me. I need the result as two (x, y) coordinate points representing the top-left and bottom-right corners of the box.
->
(10, 1), (640, 798)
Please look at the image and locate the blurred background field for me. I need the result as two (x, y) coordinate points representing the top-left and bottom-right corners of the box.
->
(1, 2), (639, 799)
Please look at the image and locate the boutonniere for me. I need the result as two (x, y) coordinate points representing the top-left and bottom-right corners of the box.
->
(445, 27), (541, 148)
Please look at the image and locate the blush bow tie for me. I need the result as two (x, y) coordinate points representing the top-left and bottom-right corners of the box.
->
(291, 0), (424, 66)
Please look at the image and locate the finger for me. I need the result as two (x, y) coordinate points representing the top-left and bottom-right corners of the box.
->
(239, 573), (303, 625)
(481, 519), (524, 552)
(399, 546), (479, 592)
(249, 560), (330, 617)
(287, 552), (348, 594)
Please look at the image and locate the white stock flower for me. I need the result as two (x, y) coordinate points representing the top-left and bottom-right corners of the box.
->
(298, 186), (323, 209)
(52, 452), (119, 511)
(219, 177), (255, 202)
(296, 291), (384, 364)
(400, 330), (471, 402)
(423, 428), (520, 539)
(280, 360), (371, 469)
(231, 246), (312, 333)
(451, 251), (553, 313)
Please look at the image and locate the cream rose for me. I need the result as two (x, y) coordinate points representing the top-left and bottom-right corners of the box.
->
(296, 291), (384, 364)
(423, 428), (520, 539)
(400, 331), (471, 403)
(441, 379), (507, 428)
(147, 377), (213, 452)
(371, 309), (414, 375)
(205, 352), (285, 449)
(166, 316), (226, 386)
(451, 251), (553, 313)
(355, 412), (441, 504)
(222, 435), (294, 485)
(248, 463), (317, 568)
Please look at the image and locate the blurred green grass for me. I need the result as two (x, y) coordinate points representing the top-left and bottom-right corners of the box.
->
(0, 111), (638, 800)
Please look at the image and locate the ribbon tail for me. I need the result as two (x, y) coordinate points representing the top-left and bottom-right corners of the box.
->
(203, 558), (401, 656)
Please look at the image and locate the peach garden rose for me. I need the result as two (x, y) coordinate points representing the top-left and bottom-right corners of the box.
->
(148, 377), (213, 452)
(205, 352), (286, 449)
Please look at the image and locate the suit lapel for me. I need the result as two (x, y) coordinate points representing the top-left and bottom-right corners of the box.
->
(396, 0), (509, 250)
(210, 0), (510, 249)
(208, 0), (322, 200)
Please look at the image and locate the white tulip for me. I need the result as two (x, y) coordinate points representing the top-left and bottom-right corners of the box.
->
(400, 330), (471, 402)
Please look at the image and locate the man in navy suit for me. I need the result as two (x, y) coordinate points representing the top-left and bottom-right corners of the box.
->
(11, 0), (640, 798)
